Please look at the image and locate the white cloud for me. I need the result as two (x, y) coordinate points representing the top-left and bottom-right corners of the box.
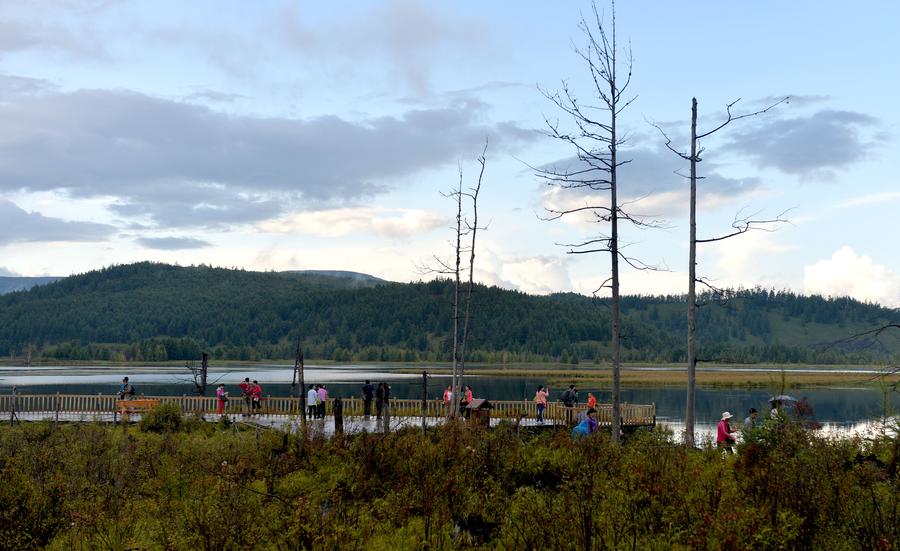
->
(259, 207), (447, 239)
(803, 246), (900, 308)
(477, 248), (573, 295)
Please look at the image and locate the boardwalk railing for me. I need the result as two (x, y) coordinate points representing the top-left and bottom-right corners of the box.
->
(0, 394), (656, 427)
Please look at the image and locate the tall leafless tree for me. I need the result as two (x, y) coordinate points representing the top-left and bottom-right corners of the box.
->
(419, 141), (488, 418)
(537, 0), (659, 442)
(652, 96), (787, 446)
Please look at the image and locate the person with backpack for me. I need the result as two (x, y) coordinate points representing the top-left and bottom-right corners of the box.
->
(572, 408), (598, 439)
(561, 384), (578, 424)
(118, 377), (136, 400)
(534, 385), (549, 424)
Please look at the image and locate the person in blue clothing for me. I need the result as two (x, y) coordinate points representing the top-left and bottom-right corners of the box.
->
(572, 408), (598, 439)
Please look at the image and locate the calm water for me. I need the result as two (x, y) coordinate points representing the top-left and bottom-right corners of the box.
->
(1, 363), (897, 425)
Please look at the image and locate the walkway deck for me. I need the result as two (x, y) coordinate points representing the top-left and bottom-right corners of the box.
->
(1, 394), (656, 432)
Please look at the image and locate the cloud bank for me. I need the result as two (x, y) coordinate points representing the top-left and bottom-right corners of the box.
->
(803, 246), (900, 308)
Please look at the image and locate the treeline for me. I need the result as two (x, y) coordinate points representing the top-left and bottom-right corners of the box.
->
(0, 262), (897, 364)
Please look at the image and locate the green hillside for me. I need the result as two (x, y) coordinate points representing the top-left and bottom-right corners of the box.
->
(0, 262), (897, 364)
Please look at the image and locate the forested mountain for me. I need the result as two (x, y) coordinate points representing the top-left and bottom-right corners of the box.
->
(0, 262), (897, 364)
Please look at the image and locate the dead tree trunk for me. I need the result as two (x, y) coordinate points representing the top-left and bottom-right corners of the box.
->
(537, 0), (657, 443)
(457, 141), (488, 412)
(652, 96), (787, 447)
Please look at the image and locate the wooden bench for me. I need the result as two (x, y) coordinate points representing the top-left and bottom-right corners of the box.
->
(117, 398), (160, 417)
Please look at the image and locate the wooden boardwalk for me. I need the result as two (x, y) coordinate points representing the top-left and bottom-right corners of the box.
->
(0, 393), (656, 429)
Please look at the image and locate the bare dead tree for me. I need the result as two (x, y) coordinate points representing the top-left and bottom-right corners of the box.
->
(536, 0), (659, 442)
(417, 141), (489, 418)
(651, 96), (788, 447)
(456, 141), (488, 417)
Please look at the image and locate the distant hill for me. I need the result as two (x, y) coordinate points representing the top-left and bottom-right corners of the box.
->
(0, 262), (897, 364)
(0, 276), (62, 295)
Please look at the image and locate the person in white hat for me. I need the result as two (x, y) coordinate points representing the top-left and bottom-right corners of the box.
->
(716, 411), (737, 454)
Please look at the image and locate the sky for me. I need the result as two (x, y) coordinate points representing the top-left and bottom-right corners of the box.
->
(0, 0), (898, 308)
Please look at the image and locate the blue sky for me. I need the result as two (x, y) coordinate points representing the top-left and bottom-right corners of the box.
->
(1, 0), (898, 307)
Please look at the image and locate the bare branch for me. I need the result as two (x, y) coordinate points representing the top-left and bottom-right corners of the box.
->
(696, 208), (793, 243)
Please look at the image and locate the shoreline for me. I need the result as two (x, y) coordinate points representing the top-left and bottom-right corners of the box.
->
(0, 359), (896, 389)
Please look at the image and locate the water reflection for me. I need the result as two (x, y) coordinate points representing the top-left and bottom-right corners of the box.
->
(0, 364), (896, 424)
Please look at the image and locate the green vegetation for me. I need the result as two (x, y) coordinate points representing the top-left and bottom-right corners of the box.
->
(0, 262), (897, 365)
(0, 409), (896, 549)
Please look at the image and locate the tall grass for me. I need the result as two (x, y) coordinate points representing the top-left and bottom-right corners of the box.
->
(0, 411), (896, 549)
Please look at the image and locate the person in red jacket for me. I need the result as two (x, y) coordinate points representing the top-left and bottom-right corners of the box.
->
(250, 380), (262, 415)
(587, 392), (597, 409)
(239, 377), (252, 417)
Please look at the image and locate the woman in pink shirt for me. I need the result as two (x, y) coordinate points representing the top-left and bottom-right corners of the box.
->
(216, 383), (227, 415)
(535, 385), (549, 424)
(717, 411), (737, 454)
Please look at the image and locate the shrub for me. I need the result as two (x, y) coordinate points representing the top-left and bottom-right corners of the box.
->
(138, 401), (183, 433)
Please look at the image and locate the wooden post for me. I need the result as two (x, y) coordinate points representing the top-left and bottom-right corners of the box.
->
(200, 352), (209, 395)
(55, 392), (60, 428)
(421, 370), (427, 434)
(10, 386), (17, 424)
(334, 397), (343, 435)
(382, 387), (391, 435)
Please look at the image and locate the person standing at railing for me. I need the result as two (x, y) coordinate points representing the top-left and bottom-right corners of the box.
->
(362, 380), (375, 419)
(216, 383), (227, 415)
(375, 382), (385, 421)
(561, 385), (578, 425)
(535, 385), (548, 424)
(251, 380), (262, 415)
(462, 385), (473, 419)
(239, 377), (252, 417)
(306, 384), (318, 419)
(317, 384), (328, 419)
(587, 392), (597, 409)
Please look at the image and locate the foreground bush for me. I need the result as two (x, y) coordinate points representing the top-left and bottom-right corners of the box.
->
(0, 420), (895, 550)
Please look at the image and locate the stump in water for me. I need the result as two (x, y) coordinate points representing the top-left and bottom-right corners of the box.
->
(334, 397), (344, 435)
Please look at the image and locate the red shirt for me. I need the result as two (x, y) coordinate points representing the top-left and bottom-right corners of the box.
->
(587, 395), (597, 408)
(251, 384), (262, 398)
(717, 419), (735, 443)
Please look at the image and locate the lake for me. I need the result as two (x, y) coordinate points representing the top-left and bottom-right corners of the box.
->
(1, 363), (897, 429)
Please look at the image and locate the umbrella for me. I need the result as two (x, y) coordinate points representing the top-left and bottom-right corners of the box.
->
(768, 395), (798, 406)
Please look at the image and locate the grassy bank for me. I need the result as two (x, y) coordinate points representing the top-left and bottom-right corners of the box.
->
(0, 407), (897, 550)
(413, 364), (898, 389)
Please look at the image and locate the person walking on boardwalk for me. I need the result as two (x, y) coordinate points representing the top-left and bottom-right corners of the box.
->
(362, 380), (375, 419)
(239, 377), (252, 417)
(216, 383), (227, 415)
(317, 384), (328, 419)
(250, 380), (262, 415)
(717, 411), (737, 454)
(561, 385), (578, 424)
(535, 385), (548, 424)
(306, 384), (318, 419)
(375, 382), (385, 420)
(118, 377), (135, 400)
